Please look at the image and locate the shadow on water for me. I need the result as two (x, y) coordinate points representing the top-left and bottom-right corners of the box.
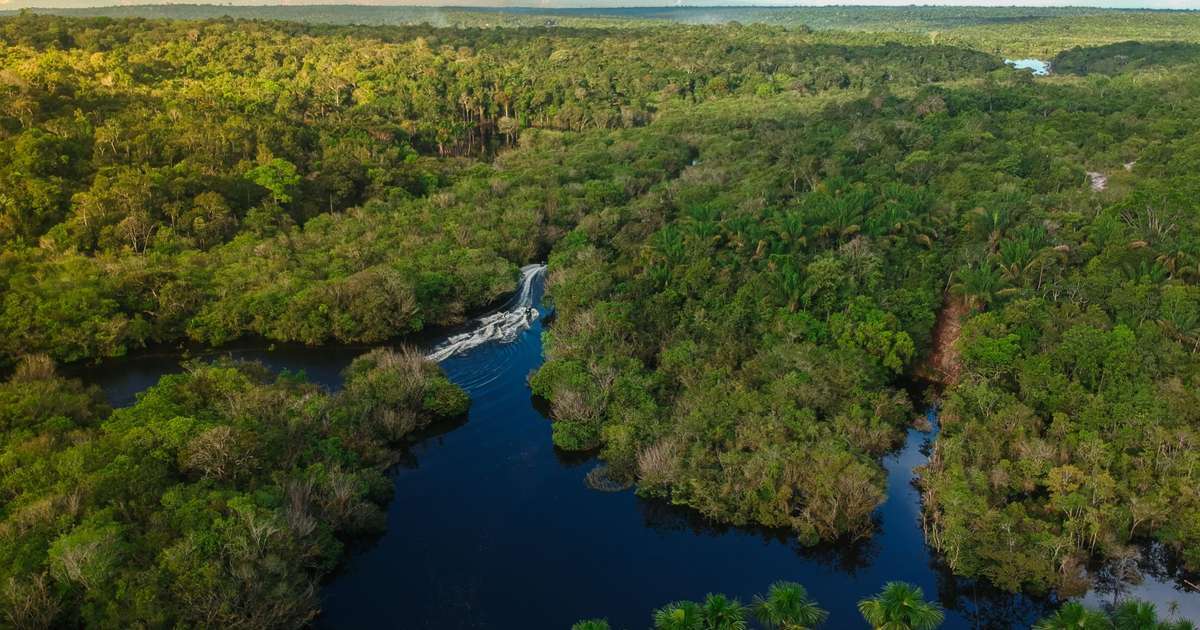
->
(389, 412), (472, 472)
(72, 270), (1198, 628)
(635, 496), (878, 576)
(310, 342), (1059, 629)
(1083, 542), (1200, 620)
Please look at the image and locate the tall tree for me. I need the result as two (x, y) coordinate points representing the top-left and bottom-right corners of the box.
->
(858, 582), (945, 630)
(753, 581), (828, 630)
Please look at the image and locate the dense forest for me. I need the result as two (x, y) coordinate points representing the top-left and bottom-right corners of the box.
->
(532, 52), (1200, 596)
(0, 348), (467, 625)
(0, 13), (1002, 365)
(1, 6), (1200, 628)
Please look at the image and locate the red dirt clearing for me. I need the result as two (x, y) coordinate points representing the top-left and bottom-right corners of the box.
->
(923, 295), (968, 386)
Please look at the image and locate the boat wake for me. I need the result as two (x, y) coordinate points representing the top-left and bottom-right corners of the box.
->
(426, 264), (547, 363)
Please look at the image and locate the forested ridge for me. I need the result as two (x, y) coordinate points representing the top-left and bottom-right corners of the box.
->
(2, 8), (1200, 628)
(13, 5), (1200, 57)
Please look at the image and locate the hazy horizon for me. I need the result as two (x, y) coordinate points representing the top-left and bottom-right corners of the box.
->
(3, 0), (1199, 10)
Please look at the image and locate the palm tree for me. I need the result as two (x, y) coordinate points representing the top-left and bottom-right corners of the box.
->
(1109, 599), (1197, 630)
(1025, 244), (1071, 293)
(950, 261), (1005, 311)
(1113, 600), (1158, 629)
(700, 593), (748, 630)
(998, 237), (1035, 283)
(777, 263), (804, 311)
(970, 206), (1011, 251)
(571, 619), (611, 630)
(858, 581), (945, 630)
(775, 210), (808, 247)
(1032, 602), (1110, 630)
(753, 581), (828, 629)
(654, 600), (703, 630)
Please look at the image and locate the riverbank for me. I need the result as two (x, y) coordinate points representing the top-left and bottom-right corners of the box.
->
(67, 272), (1198, 627)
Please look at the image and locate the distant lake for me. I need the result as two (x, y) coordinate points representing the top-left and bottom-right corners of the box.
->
(1006, 58), (1051, 75)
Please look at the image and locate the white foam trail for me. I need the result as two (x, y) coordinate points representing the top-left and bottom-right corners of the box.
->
(426, 264), (546, 362)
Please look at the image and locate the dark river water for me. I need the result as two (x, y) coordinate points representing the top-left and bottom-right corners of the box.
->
(76, 274), (1200, 629)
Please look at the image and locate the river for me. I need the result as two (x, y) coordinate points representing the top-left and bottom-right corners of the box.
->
(75, 269), (1198, 628)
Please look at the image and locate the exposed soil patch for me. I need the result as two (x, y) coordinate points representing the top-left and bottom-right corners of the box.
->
(920, 295), (969, 386)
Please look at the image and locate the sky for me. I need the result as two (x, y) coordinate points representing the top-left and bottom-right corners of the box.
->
(1, 0), (1198, 10)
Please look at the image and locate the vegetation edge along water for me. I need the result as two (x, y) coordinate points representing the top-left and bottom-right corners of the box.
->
(2, 6), (1200, 628)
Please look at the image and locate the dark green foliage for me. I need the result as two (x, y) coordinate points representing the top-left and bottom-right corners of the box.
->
(583, 581), (826, 630)
(652, 593), (748, 630)
(753, 581), (828, 630)
(1035, 600), (1197, 630)
(573, 620), (613, 630)
(858, 582), (944, 630)
(0, 349), (463, 627)
(1054, 41), (1200, 76)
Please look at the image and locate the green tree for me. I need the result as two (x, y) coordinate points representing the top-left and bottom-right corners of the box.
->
(654, 600), (704, 630)
(1034, 599), (1199, 630)
(572, 619), (612, 630)
(1112, 600), (1196, 630)
(1032, 602), (1110, 630)
(951, 261), (1005, 311)
(245, 158), (301, 205)
(830, 298), (916, 373)
(857, 582), (944, 630)
(752, 581), (828, 629)
(700, 593), (748, 630)
(1113, 600), (1158, 629)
